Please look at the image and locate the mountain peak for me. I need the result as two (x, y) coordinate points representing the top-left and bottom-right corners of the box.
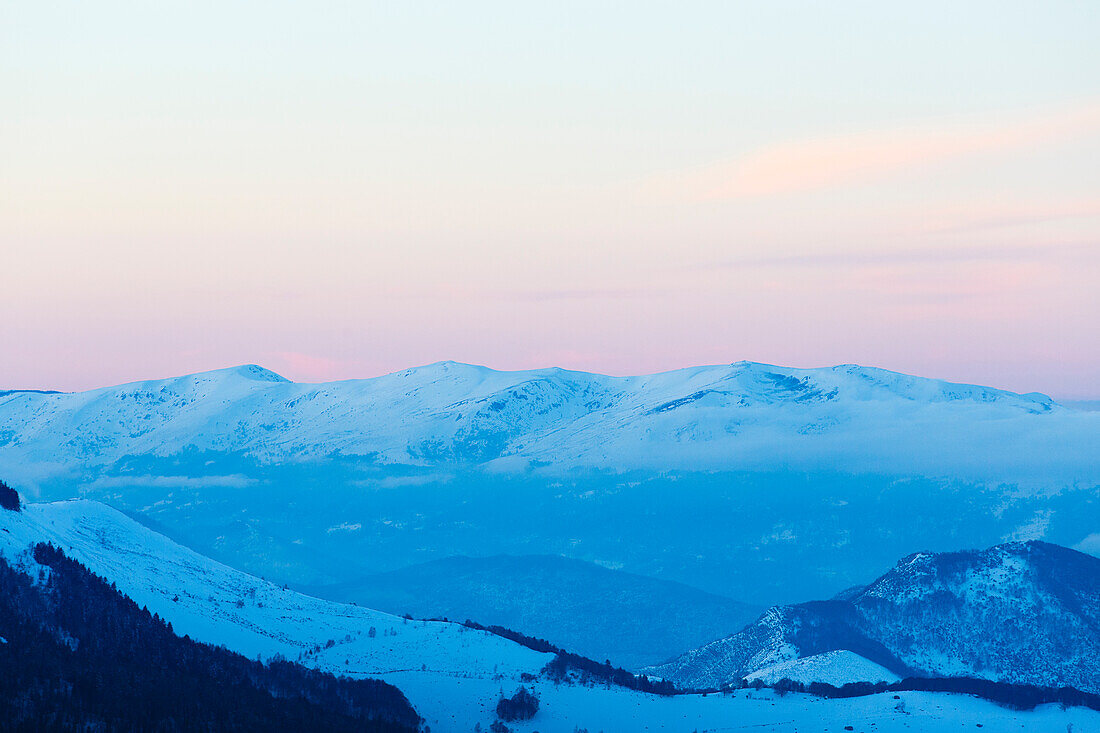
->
(223, 364), (290, 383)
(416, 360), (492, 373)
(166, 363), (288, 385)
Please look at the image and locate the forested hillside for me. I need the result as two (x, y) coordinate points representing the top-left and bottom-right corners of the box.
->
(0, 541), (420, 732)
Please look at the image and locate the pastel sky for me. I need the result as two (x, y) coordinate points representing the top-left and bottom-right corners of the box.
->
(2, 1), (1098, 397)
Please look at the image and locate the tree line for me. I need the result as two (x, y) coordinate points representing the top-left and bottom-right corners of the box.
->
(460, 619), (677, 696)
(741, 675), (1100, 712)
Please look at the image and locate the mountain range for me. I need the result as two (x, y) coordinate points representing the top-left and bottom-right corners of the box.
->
(1, 361), (1096, 609)
(1, 360), (1091, 481)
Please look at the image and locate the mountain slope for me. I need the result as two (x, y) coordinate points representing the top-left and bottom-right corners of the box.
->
(300, 554), (760, 670)
(1, 360), (1090, 482)
(0, 542), (418, 731)
(0, 498), (551, 679)
(647, 541), (1100, 693)
(744, 650), (901, 686)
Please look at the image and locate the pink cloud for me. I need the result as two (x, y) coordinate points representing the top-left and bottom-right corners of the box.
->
(663, 101), (1100, 199)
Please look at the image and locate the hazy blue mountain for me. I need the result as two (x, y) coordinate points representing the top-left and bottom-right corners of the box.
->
(299, 554), (761, 670)
(647, 541), (1100, 693)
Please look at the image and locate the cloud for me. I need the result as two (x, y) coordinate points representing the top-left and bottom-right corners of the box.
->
(499, 286), (672, 302)
(85, 474), (258, 490)
(379, 284), (674, 303)
(915, 198), (1100, 236)
(709, 241), (1095, 270)
(664, 101), (1100, 199)
(1074, 533), (1100, 557)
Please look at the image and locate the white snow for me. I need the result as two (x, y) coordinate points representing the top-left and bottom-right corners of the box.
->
(1, 360), (1092, 485)
(468, 685), (1100, 733)
(745, 650), (901, 686)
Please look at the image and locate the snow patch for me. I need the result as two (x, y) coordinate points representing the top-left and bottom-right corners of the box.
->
(745, 650), (901, 686)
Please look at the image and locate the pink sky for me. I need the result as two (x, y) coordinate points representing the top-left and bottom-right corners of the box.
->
(1, 3), (1098, 398)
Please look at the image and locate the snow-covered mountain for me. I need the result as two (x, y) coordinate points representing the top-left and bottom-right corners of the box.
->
(300, 553), (760, 670)
(647, 541), (1100, 693)
(1, 360), (1092, 481)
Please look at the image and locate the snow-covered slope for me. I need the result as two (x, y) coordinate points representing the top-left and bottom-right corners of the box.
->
(745, 650), (901, 686)
(648, 541), (1100, 692)
(0, 499), (550, 678)
(0, 498), (558, 732)
(2, 499), (1096, 733)
(1, 360), (1092, 482)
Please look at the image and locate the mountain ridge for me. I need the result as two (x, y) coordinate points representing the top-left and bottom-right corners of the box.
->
(7, 359), (1062, 403)
(646, 539), (1100, 692)
(1, 359), (1083, 482)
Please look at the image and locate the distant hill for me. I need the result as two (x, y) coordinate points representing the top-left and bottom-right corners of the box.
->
(646, 541), (1100, 693)
(301, 554), (760, 670)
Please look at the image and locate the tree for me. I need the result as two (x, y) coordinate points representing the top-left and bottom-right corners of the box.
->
(0, 480), (19, 512)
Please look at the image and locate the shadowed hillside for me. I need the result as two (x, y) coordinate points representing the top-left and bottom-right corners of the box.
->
(301, 553), (761, 669)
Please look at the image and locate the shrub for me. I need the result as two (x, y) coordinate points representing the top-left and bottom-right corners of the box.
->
(496, 686), (539, 722)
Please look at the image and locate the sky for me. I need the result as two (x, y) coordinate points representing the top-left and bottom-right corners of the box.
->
(2, 1), (1098, 397)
